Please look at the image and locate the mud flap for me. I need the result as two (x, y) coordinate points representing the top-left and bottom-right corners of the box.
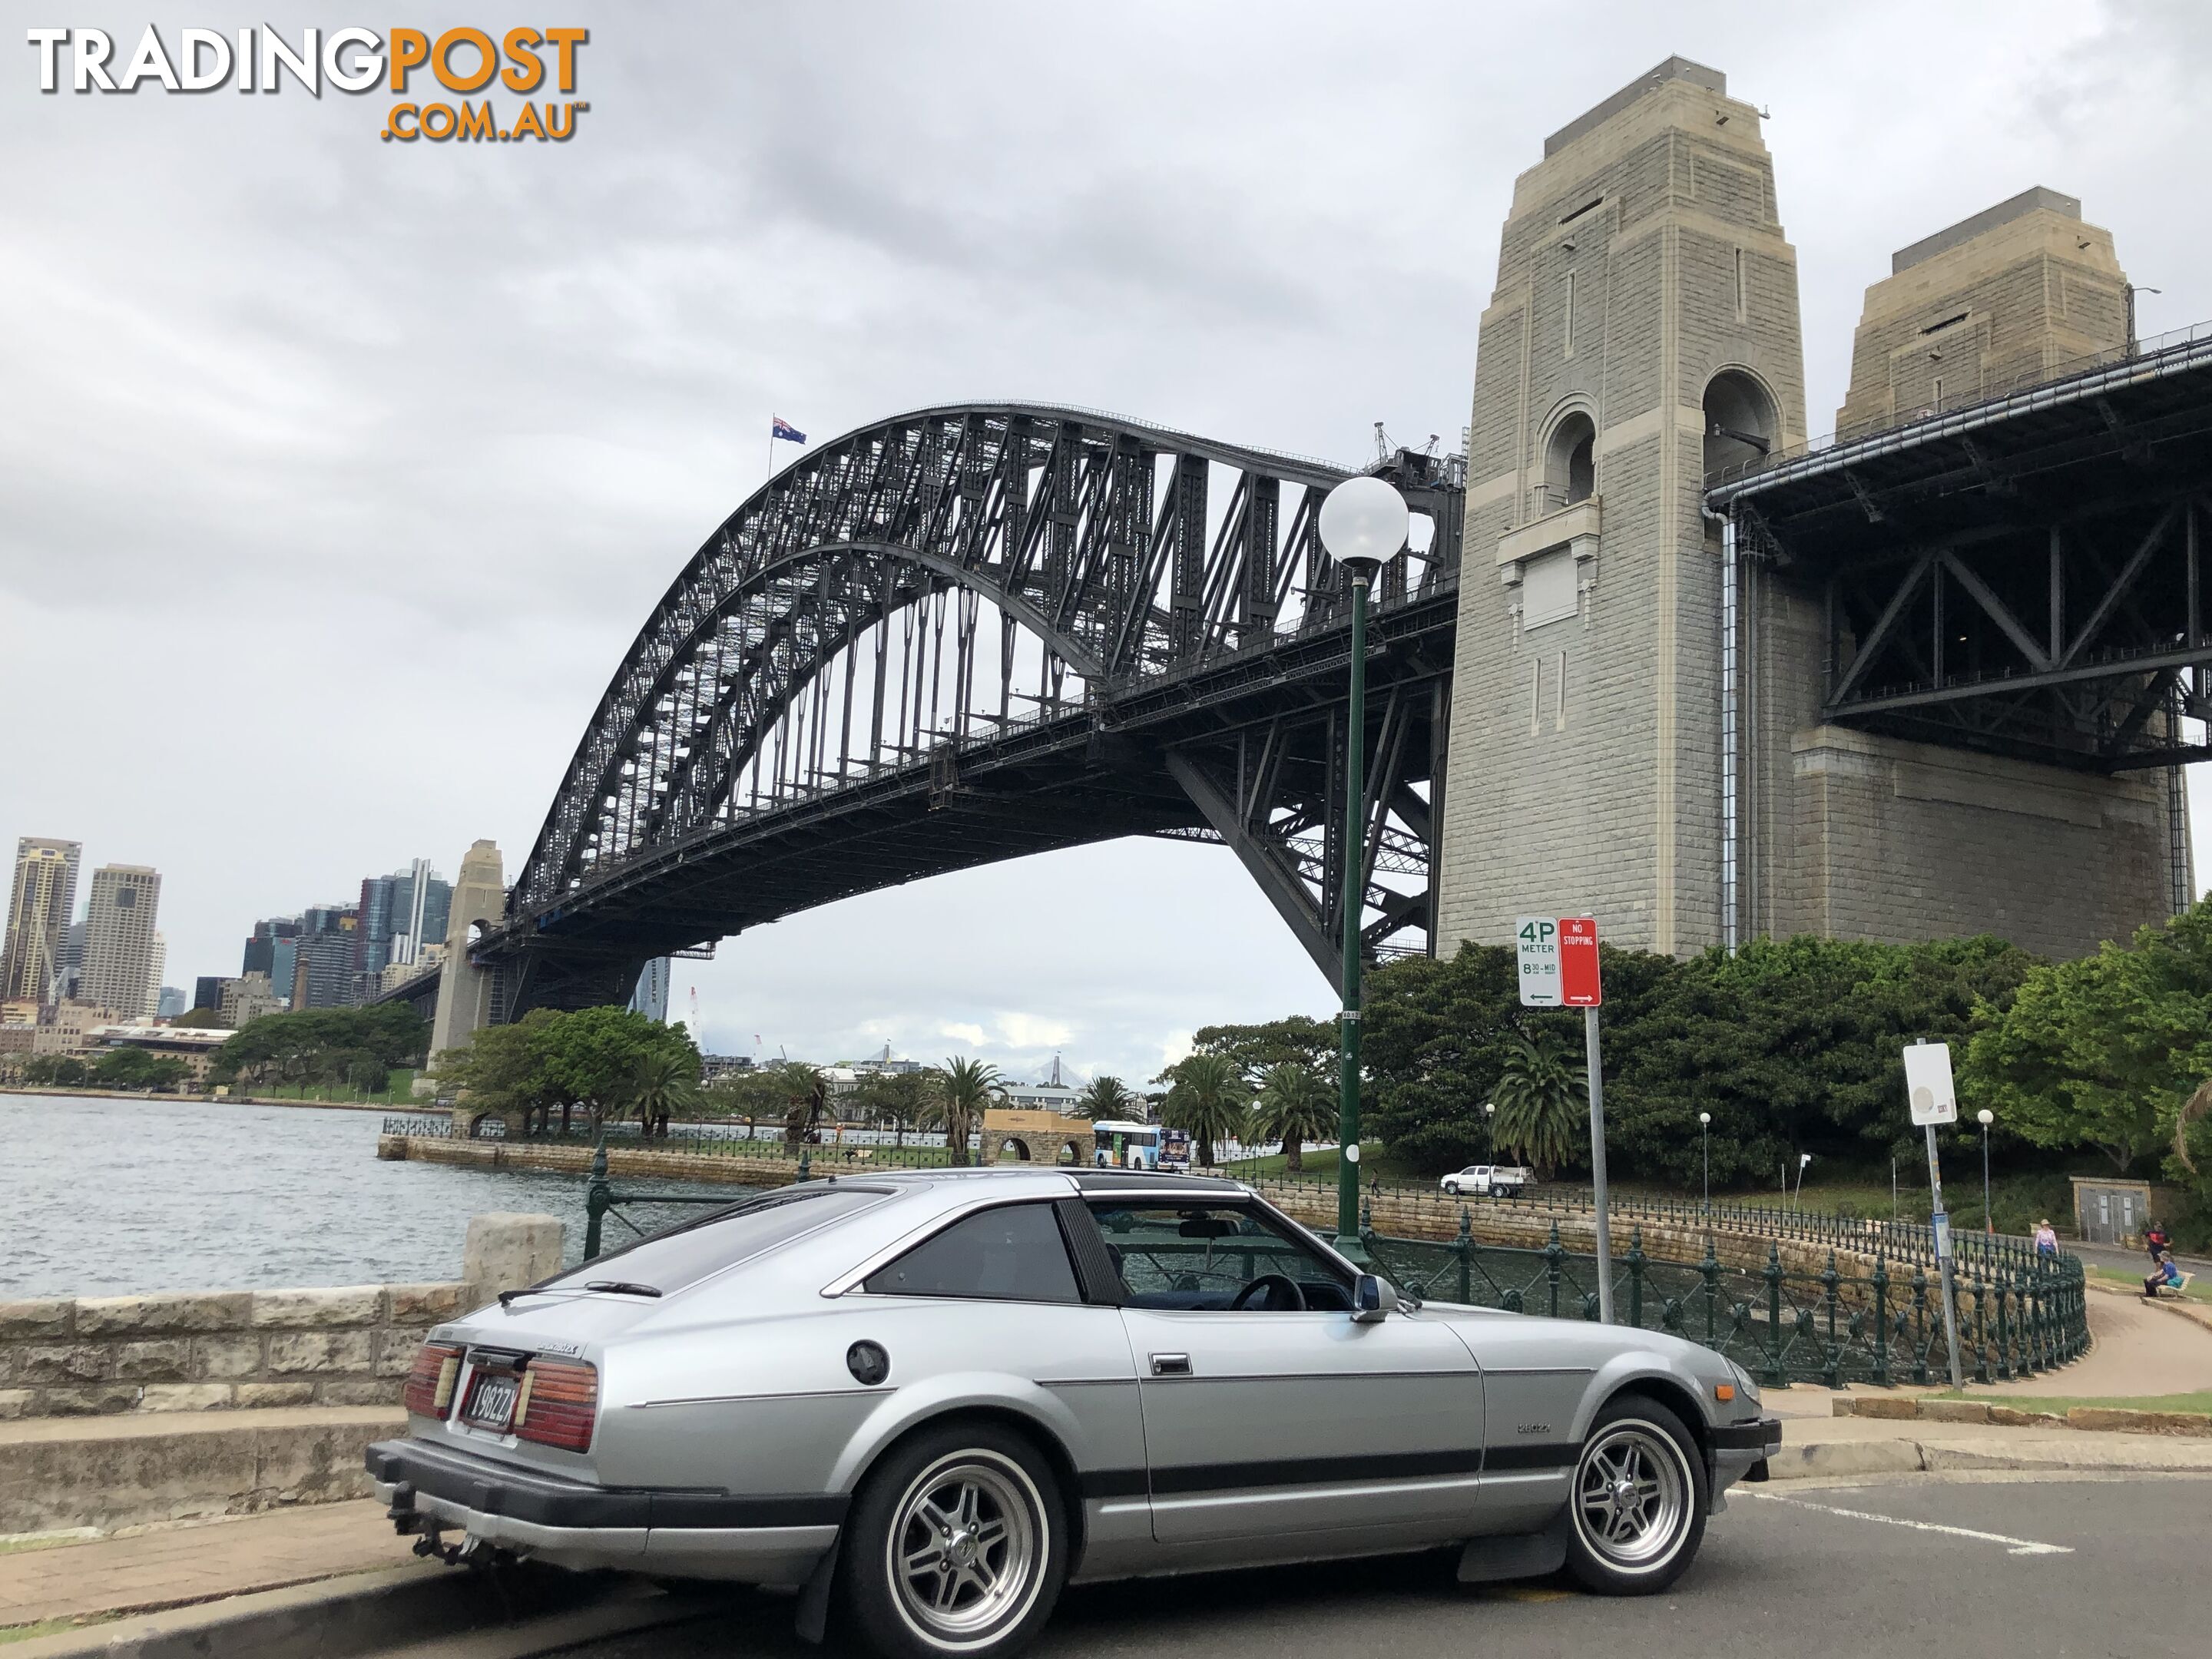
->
(1455, 1514), (1569, 1584)
(794, 1534), (842, 1646)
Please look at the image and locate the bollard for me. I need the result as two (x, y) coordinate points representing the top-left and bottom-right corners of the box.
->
(463, 1211), (566, 1306)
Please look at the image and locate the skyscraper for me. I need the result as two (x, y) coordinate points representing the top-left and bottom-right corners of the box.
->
(1, 838), (81, 1002)
(145, 932), (167, 1018)
(291, 906), (360, 1009)
(356, 860), (451, 975)
(80, 866), (161, 1016)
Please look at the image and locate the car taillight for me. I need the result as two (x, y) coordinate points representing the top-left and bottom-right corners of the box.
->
(513, 1359), (598, 1452)
(402, 1343), (463, 1419)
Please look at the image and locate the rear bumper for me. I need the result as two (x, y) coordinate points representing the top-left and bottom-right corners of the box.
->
(1710, 1417), (1785, 1492)
(366, 1437), (842, 1584)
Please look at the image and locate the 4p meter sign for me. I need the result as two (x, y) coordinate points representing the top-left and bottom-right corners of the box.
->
(1515, 916), (1601, 1008)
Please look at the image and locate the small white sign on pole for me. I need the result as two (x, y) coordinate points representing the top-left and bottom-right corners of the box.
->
(1515, 916), (1561, 1008)
(1904, 1041), (1958, 1127)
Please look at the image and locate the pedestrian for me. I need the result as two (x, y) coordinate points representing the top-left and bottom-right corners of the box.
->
(2033, 1218), (2058, 1258)
(2143, 1250), (2181, 1300)
(2147, 1219), (2172, 1260)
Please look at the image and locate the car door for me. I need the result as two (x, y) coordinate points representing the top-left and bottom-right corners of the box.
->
(1085, 1198), (1483, 1548)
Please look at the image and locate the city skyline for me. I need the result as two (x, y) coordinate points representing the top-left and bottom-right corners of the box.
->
(7, 4), (2210, 1082)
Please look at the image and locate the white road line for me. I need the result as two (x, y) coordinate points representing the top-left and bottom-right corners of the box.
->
(1745, 1489), (2073, 1555)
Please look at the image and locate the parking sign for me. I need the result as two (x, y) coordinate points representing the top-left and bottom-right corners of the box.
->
(1516, 916), (1561, 1006)
(1518, 916), (1601, 1008)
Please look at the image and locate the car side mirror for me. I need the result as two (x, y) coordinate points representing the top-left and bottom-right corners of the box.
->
(1352, 1273), (1391, 1323)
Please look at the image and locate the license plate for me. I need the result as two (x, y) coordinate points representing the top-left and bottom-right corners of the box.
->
(462, 1373), (521, 1432)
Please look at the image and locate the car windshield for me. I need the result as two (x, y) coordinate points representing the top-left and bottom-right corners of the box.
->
(534, 1186), (892, 1296)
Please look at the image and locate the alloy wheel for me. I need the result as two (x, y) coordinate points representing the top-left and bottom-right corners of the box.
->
(1571, 1422), (1690, 1571)
(886, 1452), (1045, 1647)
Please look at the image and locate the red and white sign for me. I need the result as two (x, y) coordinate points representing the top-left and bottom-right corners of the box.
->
(1516, 915), (1602, 1008)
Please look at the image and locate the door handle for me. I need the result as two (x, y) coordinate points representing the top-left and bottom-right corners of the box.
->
(1150, 1353), (1192, 1376)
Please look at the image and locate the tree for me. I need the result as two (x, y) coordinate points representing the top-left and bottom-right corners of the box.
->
(1963, 906), (2212, 1174)
(1489, 1031), (1585, 1177)
(170, 1007), (227, 1030)
(849, 1069), (934, 1144)
(435, 1008), (561, 1129)
(702, 1068), (786, 1134)
(526, 1005), (700, 1137)
(628, 1046), (701, 1137)
(212, 1004), (430, 1091)
(1188, 1017), (1336, 1078)
(929, 1057), (1002, 1167)
(1075, 1075), (1138, 1121)
(91, 1048), (189, 1091)
(22, 1055), (89, 1087)
(1157, 1052), (1251, 1169)
(1250, 1062), (1334, 1173)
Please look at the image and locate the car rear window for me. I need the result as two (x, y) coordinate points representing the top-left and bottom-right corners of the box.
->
(864, 1201), (1082, 1304)
(538, 1187), (890, 1295)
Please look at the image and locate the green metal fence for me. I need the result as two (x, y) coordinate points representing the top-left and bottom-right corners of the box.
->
(1360, 1212), (2088, 1387)
(381, 1114), (956, 1170)
(1248, 1169), (2052, 1278)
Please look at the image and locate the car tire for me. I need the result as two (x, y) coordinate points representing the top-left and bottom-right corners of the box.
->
(836, 1420), (1068, 1659)
(1443, 1182), (1459, 1196)
(1560, 1393), (1707, 1595)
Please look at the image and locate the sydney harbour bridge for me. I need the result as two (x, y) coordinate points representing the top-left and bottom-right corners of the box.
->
(417, 406), (1468, 1019)
(378, 317), (2212, 1033)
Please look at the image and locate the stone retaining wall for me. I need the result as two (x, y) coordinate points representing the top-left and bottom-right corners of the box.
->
(0, 1212), (564, 1421)
(0, 1282), (469, 1419)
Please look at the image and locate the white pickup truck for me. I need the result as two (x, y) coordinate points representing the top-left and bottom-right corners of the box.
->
(1439, 1163), (1534, 1197)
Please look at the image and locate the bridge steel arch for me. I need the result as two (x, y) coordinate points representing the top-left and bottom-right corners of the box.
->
(486, 403), (1464, 1019)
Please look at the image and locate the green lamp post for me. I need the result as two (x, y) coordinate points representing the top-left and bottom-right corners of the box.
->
(1316, 473), (1411, 1252)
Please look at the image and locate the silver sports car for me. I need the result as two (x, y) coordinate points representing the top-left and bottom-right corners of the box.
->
(368, 1167), (1780, 1657)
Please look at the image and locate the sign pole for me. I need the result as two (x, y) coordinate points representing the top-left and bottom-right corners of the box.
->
(1906, 1038), (1965, 1389)
(1518, 915), (1609, 1323)
(1926, 1123), (1964, 1388)
(1584, 1002), (1613, 1325)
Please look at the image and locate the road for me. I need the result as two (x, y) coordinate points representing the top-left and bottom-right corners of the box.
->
(515, 1472), (2203, 1659)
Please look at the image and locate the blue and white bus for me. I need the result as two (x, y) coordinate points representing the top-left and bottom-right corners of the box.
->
(1091, 1121), (1190, 1171)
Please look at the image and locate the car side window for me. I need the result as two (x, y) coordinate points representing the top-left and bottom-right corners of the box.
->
(1087, 1203), (1350, 1311)
(864, 1201), (1083, 1304)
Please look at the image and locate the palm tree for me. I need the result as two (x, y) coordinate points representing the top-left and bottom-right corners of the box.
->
(1490, 1030), (1586, 1178)
(930, 1056), (1002, 1167)
(627, 1048), (701, 1139)
(1076, 1075), (1138, 1121)
(1250, 1062), (1335, 1174)
(1159, 1052), (1251, 1170)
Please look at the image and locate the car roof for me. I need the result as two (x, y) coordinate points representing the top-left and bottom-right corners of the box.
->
(793, 1166), (1247, 1197)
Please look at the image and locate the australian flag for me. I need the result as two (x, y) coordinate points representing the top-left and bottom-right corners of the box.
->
(772, 416), (806, 444)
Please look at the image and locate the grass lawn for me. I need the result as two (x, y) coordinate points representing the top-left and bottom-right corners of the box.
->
(1215, 1143), (1430, 1187)
(0, 1617), (110, 1646)
(1934, 1389), (2212, 1415)
(237, 1068), (419, 1105)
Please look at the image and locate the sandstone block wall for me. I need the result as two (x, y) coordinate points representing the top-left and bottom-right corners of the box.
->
(0, 1282), (469, 1419)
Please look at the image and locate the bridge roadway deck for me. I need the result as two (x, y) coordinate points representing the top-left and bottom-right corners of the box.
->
(473, 584), (1459, 1006)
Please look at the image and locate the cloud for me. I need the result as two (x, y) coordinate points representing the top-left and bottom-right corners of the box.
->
(5, 2), (2207, 1085)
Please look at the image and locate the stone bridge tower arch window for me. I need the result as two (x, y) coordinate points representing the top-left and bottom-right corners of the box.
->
(1703, 368), (1779, 476)
(1541, 408), (1598, 513)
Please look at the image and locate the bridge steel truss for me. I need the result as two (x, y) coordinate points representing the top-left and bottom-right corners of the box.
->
(1710, 334), (2212, 912)
(493, 404), (1464, 1016)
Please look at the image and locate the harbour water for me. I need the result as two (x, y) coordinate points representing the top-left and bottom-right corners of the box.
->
(4, 1094), (733, 1300)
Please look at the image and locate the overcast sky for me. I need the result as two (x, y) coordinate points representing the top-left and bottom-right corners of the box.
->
(4, 2), (2206, 1084)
